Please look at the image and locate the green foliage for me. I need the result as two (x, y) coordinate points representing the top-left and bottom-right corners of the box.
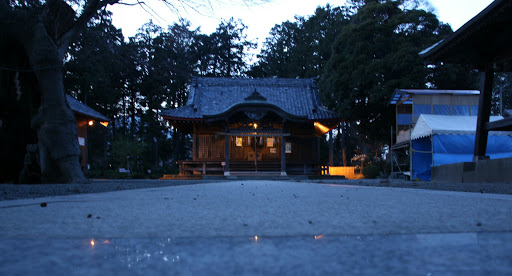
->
(64, 14), (254, 175)
(195, 18), (256, 77)
(362, 161), (389, 179)
(88, 166), (178, 179)
(249, 5), (350, 78)
(319, 0), (477, 148)
(58, 0), (482, 179)
(362, 164), (381, 179)
(249, 1), (479, 165)
(111, 136), (147, 173)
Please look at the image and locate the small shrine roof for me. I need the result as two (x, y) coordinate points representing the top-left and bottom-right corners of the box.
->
(66, 95), (110, 122)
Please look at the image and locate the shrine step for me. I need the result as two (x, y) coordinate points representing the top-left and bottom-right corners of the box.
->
(160, 174), (203, 180)
(229, 162), (281, 172)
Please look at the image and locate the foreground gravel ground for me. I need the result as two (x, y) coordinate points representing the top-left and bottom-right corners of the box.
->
(311, 179), (512, 195)
(0, 178), (511, 201)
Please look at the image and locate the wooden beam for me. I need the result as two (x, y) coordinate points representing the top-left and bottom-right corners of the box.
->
(473, 70), (494, 161)
(328, 130), (334, 166)
(486, 117), (512, 131)
(224, 135), (230, 176)
(281, 136), (287, 176)
(192, 123), (197, 160)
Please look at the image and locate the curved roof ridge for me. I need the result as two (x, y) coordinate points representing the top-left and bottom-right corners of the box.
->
(163, 77), (340, 121)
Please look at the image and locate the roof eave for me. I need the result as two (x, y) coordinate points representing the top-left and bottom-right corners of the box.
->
(203, 102), (308, 122)
(161, 115), (204, 122)
(74, 111), (110, 122)
(419, 0), (504, 63)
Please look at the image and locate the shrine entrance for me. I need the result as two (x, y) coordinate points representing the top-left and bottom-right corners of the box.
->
(222, 130), (289, 176)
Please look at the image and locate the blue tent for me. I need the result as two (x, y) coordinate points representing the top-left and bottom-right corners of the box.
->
(411, 115), (512, 181)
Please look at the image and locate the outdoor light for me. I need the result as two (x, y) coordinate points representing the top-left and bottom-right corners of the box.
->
(88, 120), (94, 126)
(254, 123), (258, 129)
(314, 122), (330, 134)
(90, 239), (95, 246)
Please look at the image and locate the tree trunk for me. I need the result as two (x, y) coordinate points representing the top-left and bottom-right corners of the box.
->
(342, 146), (347, 167)
(27, 22), (88, 183)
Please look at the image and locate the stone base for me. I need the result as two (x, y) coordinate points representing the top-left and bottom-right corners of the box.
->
(432, 157), (512, 183)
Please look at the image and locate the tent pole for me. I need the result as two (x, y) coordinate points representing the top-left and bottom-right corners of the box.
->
(409, 123), (413, 181)
(431, 135), (434, 170)
(390, 125), (393, 181)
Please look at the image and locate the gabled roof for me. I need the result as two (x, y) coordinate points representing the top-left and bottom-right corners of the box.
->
(390, 89), (480, 105)
(66, 95), (110, 122)
(419, 0), (512, 71)
(411, 114), (507, 140)
(162, 77), (339, 122)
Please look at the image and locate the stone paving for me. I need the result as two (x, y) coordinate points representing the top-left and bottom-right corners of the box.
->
(1, 180), (512, 275)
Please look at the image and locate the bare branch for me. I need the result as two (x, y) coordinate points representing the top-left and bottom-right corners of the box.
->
(56, 0), (118, 55)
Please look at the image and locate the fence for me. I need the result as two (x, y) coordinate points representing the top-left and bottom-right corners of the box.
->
(324, 166), (363, 179)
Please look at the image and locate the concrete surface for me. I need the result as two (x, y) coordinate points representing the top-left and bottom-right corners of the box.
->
(1, 180), (512, 275)
(432, 157), (512, 183)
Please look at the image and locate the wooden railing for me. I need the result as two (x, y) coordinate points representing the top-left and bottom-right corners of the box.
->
(177, 160), (328, 175)
(177, 161), (224, 175)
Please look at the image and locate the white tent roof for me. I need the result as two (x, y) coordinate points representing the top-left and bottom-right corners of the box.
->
(411, 115), (508, 140)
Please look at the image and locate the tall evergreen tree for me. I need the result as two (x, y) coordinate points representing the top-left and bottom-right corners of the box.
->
(250, 5), (349, 78)
(195, 18), (255, 77)
(319, 0), (474, 151)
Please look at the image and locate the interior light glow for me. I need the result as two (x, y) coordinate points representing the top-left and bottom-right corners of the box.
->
(314, 122), (330, 134)
(99, 121), (109, 127)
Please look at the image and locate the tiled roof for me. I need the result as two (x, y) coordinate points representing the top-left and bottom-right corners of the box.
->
(162, 77), (339, 121)
(390, 89), (480, 105)
(66, 95), (110, 122)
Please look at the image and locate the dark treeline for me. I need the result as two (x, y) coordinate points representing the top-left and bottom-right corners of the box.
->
(64, 0), (511, 174)
(64, 15), (255, 174)
(249, 0), (480, 167)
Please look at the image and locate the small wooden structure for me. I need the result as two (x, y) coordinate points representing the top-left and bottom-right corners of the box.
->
(162, 78), (341, 176)
(66, 95), (109, 172)
(420, 0), (512, 160)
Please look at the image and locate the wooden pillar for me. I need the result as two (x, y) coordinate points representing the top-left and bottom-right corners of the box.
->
(224, 135), (230, 176)
(316, 137), (321, 161)
(328, 130), (334, 166)
(192, 123), (197, 160)
(84, 120), (89, 173)
(474, 70), (494, 161)
(281, 136), (287, 176)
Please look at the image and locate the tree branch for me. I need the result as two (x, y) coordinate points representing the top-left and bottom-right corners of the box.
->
(56, 0), (119, 56)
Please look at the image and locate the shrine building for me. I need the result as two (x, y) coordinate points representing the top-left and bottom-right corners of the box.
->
(162, 77), (342, 176)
